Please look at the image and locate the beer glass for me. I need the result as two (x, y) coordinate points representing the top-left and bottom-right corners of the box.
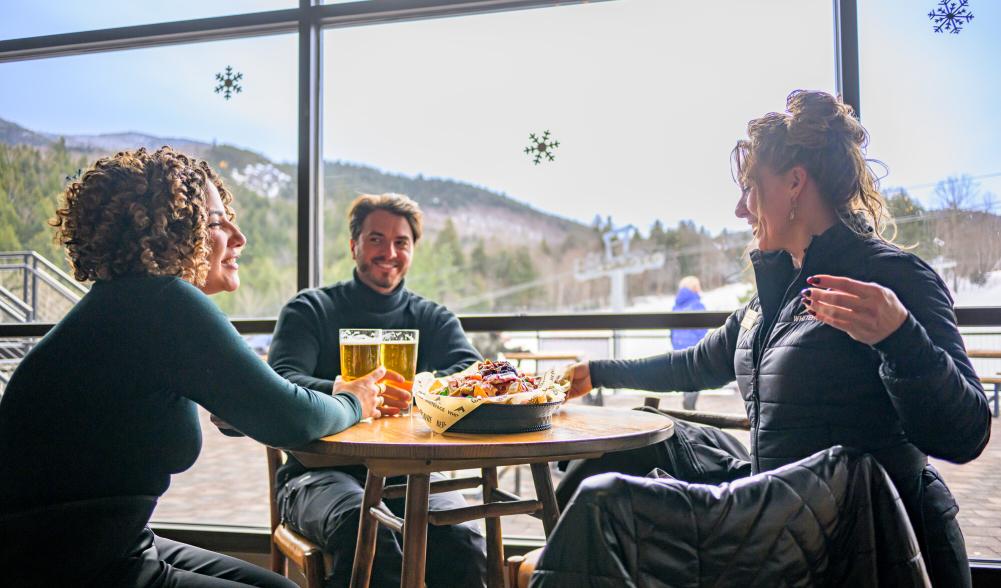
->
(381, 329), (419, 414)
(339, 328), (382, 381)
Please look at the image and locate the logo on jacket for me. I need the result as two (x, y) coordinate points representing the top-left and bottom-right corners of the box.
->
(793, 304), (818, 322)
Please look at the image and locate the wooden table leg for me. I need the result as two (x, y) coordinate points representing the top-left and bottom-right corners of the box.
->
(402, 472), (431, 588)
(530, 462), (560, 537)
(350, 471), (385, 588)
(482, 467), (505, 588)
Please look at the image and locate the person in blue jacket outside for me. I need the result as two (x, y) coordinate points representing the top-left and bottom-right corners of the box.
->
(671, 276), (708, 409)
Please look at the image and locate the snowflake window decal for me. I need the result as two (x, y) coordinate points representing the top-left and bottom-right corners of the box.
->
(928, 0), (974, 34)
(524, 130), (559, 165)
(214, 66), (244, 100)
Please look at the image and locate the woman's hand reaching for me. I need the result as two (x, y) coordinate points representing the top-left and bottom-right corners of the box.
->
(563, 362), (594, 401)
(801, 275), (908, 345)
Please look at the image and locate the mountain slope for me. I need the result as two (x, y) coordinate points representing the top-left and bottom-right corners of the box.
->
(0, 117), (209, 155)
(323, 161), (593, 248)
(0, 116), (596, 249)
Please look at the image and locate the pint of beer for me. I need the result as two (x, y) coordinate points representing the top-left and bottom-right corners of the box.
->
(339, 328), (382, 381)
(381, 329), (419, 414)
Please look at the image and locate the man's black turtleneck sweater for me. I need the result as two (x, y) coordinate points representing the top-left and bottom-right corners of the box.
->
(268, 271), (481, 485)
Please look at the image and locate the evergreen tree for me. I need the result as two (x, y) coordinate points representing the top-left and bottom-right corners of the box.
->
(470, 239), (489, 276)
(649, 219), (666, 242)
(434, 218), (466, 269)
(885, 188), (931, 256)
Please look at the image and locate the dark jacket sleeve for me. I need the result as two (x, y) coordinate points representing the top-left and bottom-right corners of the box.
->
(589, 307), (744, 392)
(160, 280), (360, 448)
(268, 292), (335, 394)
(871, 251), (990, 463)
(429, 310), (481, 376)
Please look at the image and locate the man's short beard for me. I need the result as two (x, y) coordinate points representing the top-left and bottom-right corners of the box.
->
(358, 260), (403, 289)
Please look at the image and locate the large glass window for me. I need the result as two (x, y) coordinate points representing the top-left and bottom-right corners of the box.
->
(0, 34), (298, 321)
(860, 0), (1001, 560)
(860, 0), (1001, 303)
(4, 0), (998, 565)
(0, 1), (296, 41)
(321, 0), (834, 539)
(321, 0), (835, 315)
(0, 34), (298, 526)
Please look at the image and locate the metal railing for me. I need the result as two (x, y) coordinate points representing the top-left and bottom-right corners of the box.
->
(0, 338), (35, 388)
(0, 251), (87, 323)
(0, 285), (32, 323)
(0, 251), (87, 387)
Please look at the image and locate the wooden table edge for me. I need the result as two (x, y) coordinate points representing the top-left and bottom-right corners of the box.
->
(290, 406), (675, 464)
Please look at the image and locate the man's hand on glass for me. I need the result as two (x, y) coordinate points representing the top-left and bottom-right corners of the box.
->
(378, 369), (412, 416)
(334, 367), (411, 418)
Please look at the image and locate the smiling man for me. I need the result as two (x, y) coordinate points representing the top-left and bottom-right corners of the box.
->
(267, 193), (485, 588)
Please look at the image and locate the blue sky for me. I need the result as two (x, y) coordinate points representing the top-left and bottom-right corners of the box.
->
(860, 0), (1001, 211)
(1, 0), (998, 233)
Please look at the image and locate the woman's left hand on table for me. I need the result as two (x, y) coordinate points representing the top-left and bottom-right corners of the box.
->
(801, 274), (908, 345)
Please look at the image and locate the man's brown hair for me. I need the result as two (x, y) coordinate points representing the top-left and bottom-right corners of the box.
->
(347, 193), (423, 243)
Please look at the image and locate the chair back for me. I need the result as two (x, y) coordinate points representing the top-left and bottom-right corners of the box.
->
(642, 396), (750, 430)
(264, 446), (329, 587)
(265, 446), (283, 534)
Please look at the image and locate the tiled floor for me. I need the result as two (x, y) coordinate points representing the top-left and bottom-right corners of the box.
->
(155, 389), (1001, 559)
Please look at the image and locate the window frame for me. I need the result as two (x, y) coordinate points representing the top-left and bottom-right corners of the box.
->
(4, 0), (1001, 569)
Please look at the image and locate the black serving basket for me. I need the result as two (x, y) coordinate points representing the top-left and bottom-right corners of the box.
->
(445, 400), (563, 434)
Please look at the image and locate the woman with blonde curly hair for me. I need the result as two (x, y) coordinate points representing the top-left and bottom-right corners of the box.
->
(558, 91), (989, 586)
(0, 147), (399, 587)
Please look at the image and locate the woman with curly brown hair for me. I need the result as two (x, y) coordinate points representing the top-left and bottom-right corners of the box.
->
(558, 91), (990, 586)
(0, 147), (398, 587)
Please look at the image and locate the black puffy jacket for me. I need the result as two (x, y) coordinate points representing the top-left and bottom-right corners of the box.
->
(531, 447), (931, 588)
(590, 222), (991, 585)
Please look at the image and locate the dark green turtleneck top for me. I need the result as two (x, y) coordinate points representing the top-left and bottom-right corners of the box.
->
(0, 276), (362, 511)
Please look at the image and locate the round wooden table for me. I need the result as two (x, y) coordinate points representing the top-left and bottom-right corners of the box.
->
(290, 404), (674, 588)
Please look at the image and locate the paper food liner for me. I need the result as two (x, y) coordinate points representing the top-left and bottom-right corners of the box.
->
(413, 368), (569, 434)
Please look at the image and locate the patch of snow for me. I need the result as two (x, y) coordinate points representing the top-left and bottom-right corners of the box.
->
(952, 271), (1001, 307)
(230, 163), (291, 199)
(627, 282), (754, 313)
